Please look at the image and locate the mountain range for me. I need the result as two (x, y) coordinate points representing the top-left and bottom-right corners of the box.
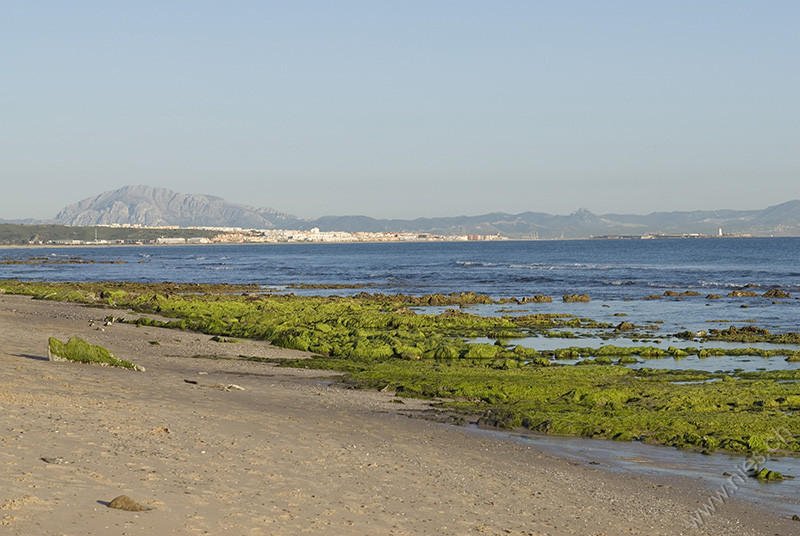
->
(4, 185), (800, 238)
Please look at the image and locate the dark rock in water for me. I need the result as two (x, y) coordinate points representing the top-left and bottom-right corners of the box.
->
(522, 295), (553, 303)
(792, 514), (800, 521)
(563, 293), (590, 303)
(615, 322), (635, 331)
(438, 308), (476, 318)
(427, 294), (448, 306)
(642, 295), (663, 300)
(728, 290), (759, 297)
(763, 288), (791, 298)
(108, 495), (149, 512)
(664, 290), (701, 297)
(706, 294), (722, 299)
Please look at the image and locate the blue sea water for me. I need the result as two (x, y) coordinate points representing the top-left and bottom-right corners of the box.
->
(2, 237), (799, 336)
(2, 237), (798, 293)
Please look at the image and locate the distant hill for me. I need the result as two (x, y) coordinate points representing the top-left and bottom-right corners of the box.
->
(50, 186), (800, 238)
(310, 202), (800, 238)
(55, 185), (303, 229)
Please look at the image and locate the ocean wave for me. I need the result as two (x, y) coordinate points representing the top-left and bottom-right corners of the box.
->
(507, 262), (642, 272)
(455, 261), (504, 268)
(697, 280), (762, 289)
(507, 276), (559, 284)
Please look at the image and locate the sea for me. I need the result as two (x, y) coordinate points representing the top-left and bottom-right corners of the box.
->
(3, 237), (800, 514)
(2, 237), (798, 332)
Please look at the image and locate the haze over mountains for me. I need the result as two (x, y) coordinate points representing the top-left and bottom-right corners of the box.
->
(5, 185), (800, 239)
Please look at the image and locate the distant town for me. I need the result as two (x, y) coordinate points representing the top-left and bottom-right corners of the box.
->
(38, 224), (507, 246)
(0, 222), (765, 247)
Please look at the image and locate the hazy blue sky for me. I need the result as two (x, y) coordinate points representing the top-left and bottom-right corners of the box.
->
(2, 1), (798, 220)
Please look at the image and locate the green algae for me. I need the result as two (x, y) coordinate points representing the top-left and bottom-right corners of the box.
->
(4, 279), (800, 455)
(284, 356), (800, 452)
(753, 468), (789, 481)
(676, 325), (800, 345)
(544, 344), (800, 361)
(48, 337), (142, 370)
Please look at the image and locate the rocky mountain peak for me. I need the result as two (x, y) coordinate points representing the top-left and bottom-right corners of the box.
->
(54, 185), (302, 229)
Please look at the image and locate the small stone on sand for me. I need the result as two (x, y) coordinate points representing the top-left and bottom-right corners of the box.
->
(107, 495), (149, 512)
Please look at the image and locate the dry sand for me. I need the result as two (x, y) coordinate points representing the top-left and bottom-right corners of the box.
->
(1, 293), (797, 535)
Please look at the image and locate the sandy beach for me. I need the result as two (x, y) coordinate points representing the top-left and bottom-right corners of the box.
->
(1, 292), (797, 535)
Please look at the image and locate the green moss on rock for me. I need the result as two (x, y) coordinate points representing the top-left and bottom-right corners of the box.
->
(48, 337), (143, 371)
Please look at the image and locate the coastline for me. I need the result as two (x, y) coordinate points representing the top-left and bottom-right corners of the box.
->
(1, 294), (798, 535)
(0, 234), (784, 249)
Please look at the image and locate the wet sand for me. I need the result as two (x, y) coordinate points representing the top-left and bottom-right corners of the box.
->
(1, 293), (797, 535)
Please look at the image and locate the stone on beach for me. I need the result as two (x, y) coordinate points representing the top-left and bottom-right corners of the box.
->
(107, 495), (149, 512)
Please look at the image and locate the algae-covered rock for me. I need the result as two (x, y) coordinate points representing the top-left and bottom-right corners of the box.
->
(522, 295), (553, 303)
(763, 289), (791, 298)
(664, 290), (701, 297)
(107, 495), (149, 511)
(752, 468), (785, 481)
(728, 290), (759, 297)
(463, 343), (500, 359)
(48, 337), (144, 371)
(563, 294), (590, 303)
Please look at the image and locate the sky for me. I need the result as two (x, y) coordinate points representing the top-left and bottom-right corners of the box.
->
(2, 1), (798, 220)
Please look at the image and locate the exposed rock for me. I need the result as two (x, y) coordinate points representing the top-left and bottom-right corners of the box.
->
(437, 309), (477, 318)
(642, 295), (663, 300)
(665, 290), (701, 297)
(728, 290), (759, 297)
(615, 322), (635, 331)
(521, 295), (553, 303)
(706, 294), (722, 299)
(763, 289), (791, 298)
(563, 294), (590, 303)
(107, 495), (149, 512)
(709, 325), (771, 338)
